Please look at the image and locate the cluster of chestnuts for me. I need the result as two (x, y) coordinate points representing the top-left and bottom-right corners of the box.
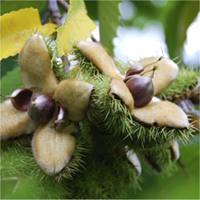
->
(7, 88), (67, 130)
(125, 62), (157, 108)
(1, 35), (190, 178)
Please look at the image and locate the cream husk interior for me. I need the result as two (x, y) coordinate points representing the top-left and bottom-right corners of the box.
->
(19, 34), (58, 95)
(54, 79), (93, 121)
(110, 79), (134, 111)
(32, 123), (76, 175)
(0, 100), (37, 139)
(78, 41), (124, 80)
(139, 57), (179, 95)
(126, 149), (142, 175)
(131, 97), (189, 128)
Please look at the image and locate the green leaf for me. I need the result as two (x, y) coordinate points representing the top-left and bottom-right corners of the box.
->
(0, 8), (57, 60)
(56, 0), (96, 56)
(1, 177), (19, 199)
(0, 56), (18, 78)
(0, 67), (23, 101)
(98, 0), (121, 55)
(1, 0), (47, 15)
(85, 1), (98, 20)
(164, 1), (199, 58)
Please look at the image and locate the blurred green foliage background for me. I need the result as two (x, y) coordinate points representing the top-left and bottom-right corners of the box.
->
(0, 0), (199, 199)
(126, 138), (199, 199)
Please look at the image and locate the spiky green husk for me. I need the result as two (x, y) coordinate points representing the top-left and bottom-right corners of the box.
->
(71, 48), (196, 146)
(68, 125), (141, 199)
(1, 136), (71, 199)
(138, 142), (177, 174)
(158, 67), (199, 102)
(44, 36), (67, 81)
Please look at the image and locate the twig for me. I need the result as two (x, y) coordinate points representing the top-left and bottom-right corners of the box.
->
(43, 0), (98, 43)
(178, 99), (195, 114)
(0, 94), (8, 99)
(58, 0), (69, 12)
(42, 12), (51, 25)
(190, 77), (200, 104)
(177, 158), (190, 180)
(61, 56), (71, 73)
(49, 0), (62, 25)
(42, 0), (62, 25)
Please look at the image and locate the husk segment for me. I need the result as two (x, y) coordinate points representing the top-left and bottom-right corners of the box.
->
(110, 78), (134, 111)
(139, 57), (179, 95)
(0, 100), (37, 140)
(131, 98), (189, 128)
(54, 79), (93, 121)
(19, 34), (58, 95)
(77, 41), (124, 80)
(70, 48), (196, 146)
(32, 123), (76, 175)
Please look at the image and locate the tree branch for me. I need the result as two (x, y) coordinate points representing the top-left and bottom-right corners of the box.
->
(42, 0), (69, 26)
(58, 0), (69, 12)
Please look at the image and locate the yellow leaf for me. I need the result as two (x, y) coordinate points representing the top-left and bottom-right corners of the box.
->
(56, 0), (96, 56)
(0, 8), (57, 60)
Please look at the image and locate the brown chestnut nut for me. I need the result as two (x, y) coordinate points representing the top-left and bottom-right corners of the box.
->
(125, 63), (144, 77)
(126, 75), (154, 108)
(28, 93), (55, 124)
(9, 88), (33, 111)
(124, 75), (135, 83)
